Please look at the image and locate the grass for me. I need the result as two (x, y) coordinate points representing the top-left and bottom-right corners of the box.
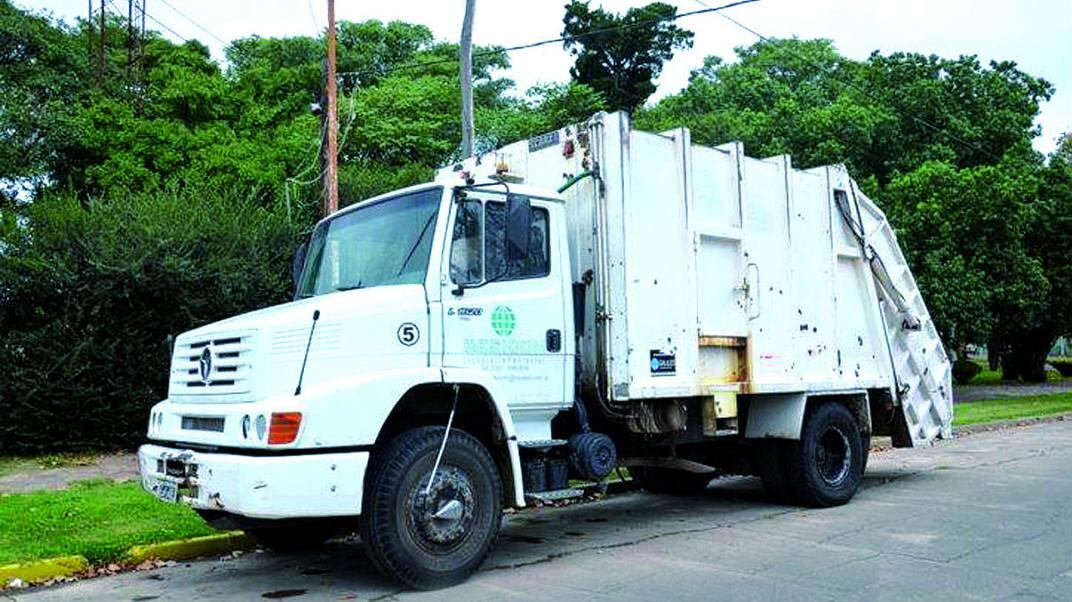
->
(0, 479), (216, 565)
(954, 392), (1072, 427)
(0, 452), (102, 478)
(961, 359), (1065, 386)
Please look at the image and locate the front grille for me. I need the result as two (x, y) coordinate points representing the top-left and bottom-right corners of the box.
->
(181, 415), (225, 432)
(170, 330), (256, 396)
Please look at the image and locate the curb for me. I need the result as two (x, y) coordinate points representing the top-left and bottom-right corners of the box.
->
(124, 531), (255, 565)
(0, 556), (89, 587)
(1, 532), (254, 588)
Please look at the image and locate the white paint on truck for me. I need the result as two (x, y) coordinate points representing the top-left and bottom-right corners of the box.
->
(139, 111), (952, 589)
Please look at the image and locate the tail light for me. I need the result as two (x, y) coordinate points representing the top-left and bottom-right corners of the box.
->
(268, 412), (302, 445)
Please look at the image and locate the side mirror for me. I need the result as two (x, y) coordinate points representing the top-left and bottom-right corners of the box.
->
(505, 194), (532, 262)
(292, 240), (309, 291)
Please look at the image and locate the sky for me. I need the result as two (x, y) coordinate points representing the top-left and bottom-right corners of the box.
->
(24, 0), (1072, 154)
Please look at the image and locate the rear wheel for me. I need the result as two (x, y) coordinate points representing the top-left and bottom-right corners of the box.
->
(629, 466), (713, 495)
(360, 427), (502, 590)
(784, 402), (863, 507)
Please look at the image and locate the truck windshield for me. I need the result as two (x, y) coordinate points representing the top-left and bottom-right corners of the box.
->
(296, 187), (443, 298)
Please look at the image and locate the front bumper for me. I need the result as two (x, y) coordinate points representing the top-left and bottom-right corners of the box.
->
(138, 443), (368, 520)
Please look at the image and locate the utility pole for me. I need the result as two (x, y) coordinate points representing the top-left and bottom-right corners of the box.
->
(459, 0), (476, 159)
(322, 0), (339, 216)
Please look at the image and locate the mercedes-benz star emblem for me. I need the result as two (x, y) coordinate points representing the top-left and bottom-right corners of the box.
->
(199, 346), (213, 384)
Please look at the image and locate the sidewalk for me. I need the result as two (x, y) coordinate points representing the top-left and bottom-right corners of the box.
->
(0, 453), (138, 495)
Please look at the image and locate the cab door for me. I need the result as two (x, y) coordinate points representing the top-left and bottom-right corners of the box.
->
(440, 192), (568, 437)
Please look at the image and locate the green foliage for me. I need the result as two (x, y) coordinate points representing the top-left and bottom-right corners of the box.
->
(0, 480), (216, 565)
(952, 359), (983, 385)
(883, 159), (1047, 350)
(0, 188), (300, 452)
(562, 1), (692, 112)
(638, 38), (1052, 185)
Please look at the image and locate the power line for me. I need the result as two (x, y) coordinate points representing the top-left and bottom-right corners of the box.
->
(689, 0), (1001, 163)
(155, 0), (226, 44)
(107, 0), (187, 43)
(335, 0), (759, 82)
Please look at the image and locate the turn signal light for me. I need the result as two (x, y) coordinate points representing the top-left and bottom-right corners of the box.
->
(268, 412), (302, 445)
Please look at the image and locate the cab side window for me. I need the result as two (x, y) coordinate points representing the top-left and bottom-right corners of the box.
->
(449, 199), (550, 285)
(485, 201), (549, 280)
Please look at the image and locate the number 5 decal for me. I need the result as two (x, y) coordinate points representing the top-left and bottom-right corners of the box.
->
(397, 322), (420, 346)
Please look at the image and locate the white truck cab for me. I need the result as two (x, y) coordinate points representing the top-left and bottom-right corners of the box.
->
(140, 112), (953, 590)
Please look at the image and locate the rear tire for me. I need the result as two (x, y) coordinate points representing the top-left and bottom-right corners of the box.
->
(629, 466), (713, 495)
(784, 402), (863, 507)
(360, 427), (502, 590)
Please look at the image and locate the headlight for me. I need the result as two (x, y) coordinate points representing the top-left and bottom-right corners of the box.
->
(242, 415), (251, 439)
(255, 415), (267, 441)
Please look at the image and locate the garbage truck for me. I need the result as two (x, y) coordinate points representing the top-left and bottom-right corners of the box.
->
(138, 111), (953, 589)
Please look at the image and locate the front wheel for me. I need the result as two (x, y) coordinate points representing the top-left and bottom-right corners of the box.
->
(784, 402), (864, 507)
(360, 427), (502, 590)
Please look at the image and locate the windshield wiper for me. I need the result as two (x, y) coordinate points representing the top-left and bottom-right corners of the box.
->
(335, 281), (364, 292)
(396, 212), (438, 277)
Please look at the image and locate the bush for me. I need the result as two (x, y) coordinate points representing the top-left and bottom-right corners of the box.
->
(1050, 358), (1072, 377)
(952, 359), (983, 385)
(0, 188), (302, 453)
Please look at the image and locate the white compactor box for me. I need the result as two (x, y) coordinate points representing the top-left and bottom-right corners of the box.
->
(443, 110), (953, 447)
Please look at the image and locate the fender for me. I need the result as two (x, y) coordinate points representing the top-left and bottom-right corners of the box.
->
(259, 367), (447, 448)
(745, 391), (871, 440)
(440, 366), (526, 508)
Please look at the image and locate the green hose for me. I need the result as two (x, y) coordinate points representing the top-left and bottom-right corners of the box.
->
(557, 170), (595, 193)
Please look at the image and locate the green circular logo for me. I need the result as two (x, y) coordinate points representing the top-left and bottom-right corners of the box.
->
(491, 305), (516, 337)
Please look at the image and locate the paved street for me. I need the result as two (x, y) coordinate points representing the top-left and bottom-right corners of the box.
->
(16, 421), (1072, 601)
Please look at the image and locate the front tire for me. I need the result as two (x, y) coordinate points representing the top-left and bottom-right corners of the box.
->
(784, 402), (864, 507)
(360, 427), (502, 590)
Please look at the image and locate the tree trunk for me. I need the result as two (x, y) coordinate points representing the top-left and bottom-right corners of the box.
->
(1000, 331), (1056, 382)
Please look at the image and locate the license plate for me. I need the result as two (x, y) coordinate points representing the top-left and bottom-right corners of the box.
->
(145, 477), (178, 503)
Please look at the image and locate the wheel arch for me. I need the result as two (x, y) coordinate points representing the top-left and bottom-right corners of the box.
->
(744, 391), (870, 440)
(372, 370), (525, 508)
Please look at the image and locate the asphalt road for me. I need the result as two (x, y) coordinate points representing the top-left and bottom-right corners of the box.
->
(16, 420), (1072, 601)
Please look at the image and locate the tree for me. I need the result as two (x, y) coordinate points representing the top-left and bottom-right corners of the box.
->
(561, 1), (692, 113)
(637, 39), (1052, 185)
(994, 153), (1072, 380)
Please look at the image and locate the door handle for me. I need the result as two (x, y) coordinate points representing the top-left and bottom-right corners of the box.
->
(546, 329), (562, 352)
(746, 262), (760, 320)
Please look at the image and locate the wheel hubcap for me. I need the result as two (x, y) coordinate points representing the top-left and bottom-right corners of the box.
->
(816, 427), (851, 486)
(408, 466), (475, 546)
